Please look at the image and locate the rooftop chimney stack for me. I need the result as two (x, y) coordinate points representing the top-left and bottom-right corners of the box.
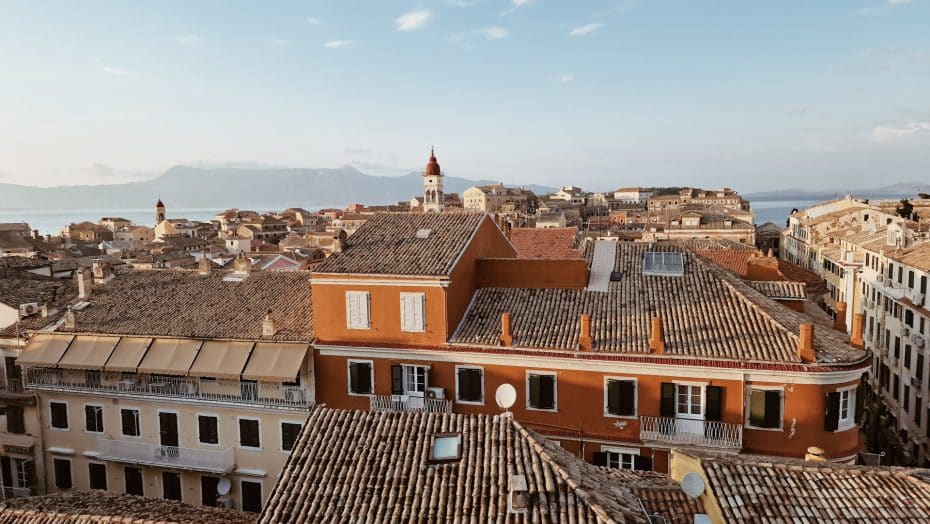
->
(804, 446), (826, 462)
(262, 310), (277, 337)
(63, 307), (76, 330)
(500, 312), (513, 347)
(850, 312), (865, 349)
(649, 315), (665, 354)
(797, 323), (816, 363)
(234, 253), (252, 274)
(578, 314), (592, 351)
(91, 259), (113, 284)
(198, 255), (212, 276)
(76, 267), (92, 300)
(833, 302), (848, 332)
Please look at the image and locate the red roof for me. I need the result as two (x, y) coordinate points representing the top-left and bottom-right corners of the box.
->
(509, 227), (582, 259)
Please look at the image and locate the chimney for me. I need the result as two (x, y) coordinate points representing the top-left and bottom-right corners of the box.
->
(509, 474), (529, 512)
(500, 312), (513, 347)
(797, 323), (816, 363)
(63, 307), (76, 330)
(262, 310), (277, 337)
(234, 253), (252, 274)
(804, 446), (826, 462)
(333, 231), (347, 254)
(198, 256), (212, 276)
(92, 259), (112, 284)
(649, 315), (665, 354)
(850, 312), (865, 349)
(578, 314), (592, 351)
(40, 304), (49, 318)
(833, 301), (848, 332)
(76, 267), (92, 300)
(33, 229), (40, 241)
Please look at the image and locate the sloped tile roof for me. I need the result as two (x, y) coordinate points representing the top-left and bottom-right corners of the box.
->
(260, 407), (654, 523)
(747, 281), (808, 300)
(451, 242), (866, 365)
(0, 276), (76, 337)
(69, 270), (312, 341)
(313, 212), (492, 276)
(510, 227), (582, 259)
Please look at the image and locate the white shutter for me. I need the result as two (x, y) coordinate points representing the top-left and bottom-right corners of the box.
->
(400, 293), (425, 332)
(346, 291), (370, 329)
(359, 292), (370, 328)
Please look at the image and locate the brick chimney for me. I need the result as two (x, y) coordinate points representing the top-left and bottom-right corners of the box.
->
(198, 256), (212, 276)
(797, 323), (816, 363)
(833, 301), (848, 332)
(262, 310), (277, 337)
(76, 267), (92, 300)
(804, 446), (826, 462)
(234, 253), (252, 274)
(850, 312), (865, 349)
(649, 315), (665, 354)
(578, 314), (592, 351)
(499, 312), (513, 347)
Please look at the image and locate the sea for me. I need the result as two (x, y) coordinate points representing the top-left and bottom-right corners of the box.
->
(0, 200), (819, 236)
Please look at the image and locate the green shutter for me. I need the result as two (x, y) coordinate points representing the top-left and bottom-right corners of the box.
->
(391, 365), (403, 395)
(607, 380), (621, 415)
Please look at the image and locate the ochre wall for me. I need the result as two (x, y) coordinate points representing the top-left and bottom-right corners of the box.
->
(475, 258), (589, 289)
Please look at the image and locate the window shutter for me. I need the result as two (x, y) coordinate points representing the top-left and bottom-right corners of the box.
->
(764, 390), (781, 428)
(660, 382), (675, 417)
(618, 381), (635, 416)
(607, 380), (620, 415)
(825, 392), (840, 431)
(415, 294), (425, 330)
(592, 452), (608, 467)
(85, 406), (95, 432)
(540, 376), (555, 409)
(360, 293), (370, 328)
(470, 369), (482, 402)
(705, 386), (723, 421)
(749, 390), (765, 427)
(346, 293), (355, 328)
(349, 362), (360, 393)
(529, 375), (541, 408)
(357, 363), (371, 394)
(391, 365), (404, 395)
(633, 455), (653, 471)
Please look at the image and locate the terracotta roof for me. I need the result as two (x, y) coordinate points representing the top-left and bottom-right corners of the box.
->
(682, 449), (930, 522)
(451, 242), (866, 365)
(0, 276), (76, 337)
(509, 227), (582, 259)
(0, 491), (254, 524)
(260, 407), (653, 523)
(313, 212), (493, 277)
(69, 270), (312, 341)
(748, 280), (808, 300)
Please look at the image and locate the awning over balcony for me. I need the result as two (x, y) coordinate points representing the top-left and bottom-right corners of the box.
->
(57, 335), (120, 370)
(188, 340), (254, 379)
(241, 343), (307, 382)
(17, 334), (74, 367)
(137, 339), (203, 376)
(103, 337), (153, 372)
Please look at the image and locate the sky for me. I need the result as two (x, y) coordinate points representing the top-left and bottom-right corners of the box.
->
(1, 0), (929, 193)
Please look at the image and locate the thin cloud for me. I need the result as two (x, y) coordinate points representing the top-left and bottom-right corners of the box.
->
(175, 35), (205, 45)
(100, 66), (132, 77)
(305, 17), (323, 26)
(478, 27), (510, 40)
(872, 122), (930, 142)
(856, 0), (918, 16)
(395, 10), (433, 32)
(445, 0), (479, 6)
(569, 23), (604, 36)
(270, 38), (290, 47)
(558, 73), (575, 83)
(501, 0), (534, 16)
(323, 40), (355, 49)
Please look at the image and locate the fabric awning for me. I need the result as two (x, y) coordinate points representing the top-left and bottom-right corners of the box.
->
(188, 340), (255, 379)
(103, 337), (153, 372)
(57, 335), (120, 370)
(241, 343), (307, 382)
(136, 338), (203, 376)
(17, 334), (74, 367)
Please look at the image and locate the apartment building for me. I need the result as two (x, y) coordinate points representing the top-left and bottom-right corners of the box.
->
(14, 265), (314, 512)
(462, 184), (535, 214)
(310, 212), (869, 473)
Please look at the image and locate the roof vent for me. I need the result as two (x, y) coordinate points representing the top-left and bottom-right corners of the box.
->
(642, 251), (684, 277)
(416, 228), (432, 239)
(508, 473), (529, 514)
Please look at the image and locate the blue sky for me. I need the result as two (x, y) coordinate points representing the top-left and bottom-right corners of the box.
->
(1, 0), (929, 192)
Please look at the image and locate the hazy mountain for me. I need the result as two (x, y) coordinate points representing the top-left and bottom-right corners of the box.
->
(0, 165), (556, 211)
(745, 182), (930, 202)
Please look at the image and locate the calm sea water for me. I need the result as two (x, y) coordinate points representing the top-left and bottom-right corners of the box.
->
(752, 200), (819, 226)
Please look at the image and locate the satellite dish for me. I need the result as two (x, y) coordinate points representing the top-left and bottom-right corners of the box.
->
(681, 472), (705, 499)
(495, 384), (517, 410)
(217, 477), (232, 496)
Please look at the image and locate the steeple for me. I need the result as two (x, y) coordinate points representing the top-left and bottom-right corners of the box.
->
(155, 197), (166, 224)
(423, 147), (443, 213)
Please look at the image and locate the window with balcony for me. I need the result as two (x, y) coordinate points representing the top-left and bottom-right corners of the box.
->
(400, 292), (426, 332)
(50, 402), (68, 430)
(348, 360), (373, 395)
(85, 405), (104, 434)
(527, 372), (556, 411)
(605, 378), (636, 417)
(88, 462), (107, 490)
(456, 367), (483, 403)
(281, 422), (302, 451)
(391, 364), (428, 396)
(125, 467), (143, 496)
(120, 409), (140, 437)
(53, 458), (72, 489)
(198, 415), (219, 445)
(238, 418), (261, 449)
(747, 388), (782, 429)
(345, 291), (370, 329)
(242, 480), (263, 513)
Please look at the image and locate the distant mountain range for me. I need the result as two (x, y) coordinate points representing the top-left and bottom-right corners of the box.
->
(745, 182), (930, 202)
(0, 165), (556, 211)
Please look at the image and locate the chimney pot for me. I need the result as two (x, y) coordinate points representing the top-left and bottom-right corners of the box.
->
(262, 310), (277, 337)
(804, 446), (826, 462)
(63, 307), (76, 330)
(833, 302), (848, 332)
(578, 314), (592, 351)
(500, 312), (513, 347)
(649, 315), (665, 354)
(198, 256), (212, 276)
(850, 312), (865, 349)
(797, 323), (816, 363)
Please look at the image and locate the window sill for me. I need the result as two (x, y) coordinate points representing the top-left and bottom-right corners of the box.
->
(745, 425), (783, 432)
(237, 445), (263, 452)
(835, 422), (856, 432)
(526, 406), (558, 413)
(455, 400), (484, 406)
(347, 392), (373, 397)
(604, 413), (638, 419)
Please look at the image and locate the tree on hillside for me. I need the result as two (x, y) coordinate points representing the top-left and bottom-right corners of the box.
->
(896, 198), (914, 219)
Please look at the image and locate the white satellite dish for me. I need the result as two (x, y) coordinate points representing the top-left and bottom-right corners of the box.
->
(681, 472), (705, 499)
(217, 477), (232, 496)
(495, 384), (517, 410)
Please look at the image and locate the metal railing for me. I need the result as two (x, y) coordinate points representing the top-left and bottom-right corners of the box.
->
(639, 416), (742, 449)
(0, 379), (27, 394)
(1, 486), (32, 499)
(370, 395), (452, 414)
(25, 368), (312, 410)
(97, 439), (235, 474)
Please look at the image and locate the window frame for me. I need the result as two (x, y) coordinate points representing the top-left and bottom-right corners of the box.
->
(601, 445), (641, 471)
(241, 479), (264, 513)
(836, 385), (857, 431)
(53, 457), (72, 490)
(279, 420), (303, 453)
(87, 461), (108, 491)
(454, 365), (485, 405)
(744, 385), (784, 431)
(197, 413), (221, 447)
(119, 407), (141, 438)
(346, 359), (374, 396)
(673, 381), (706, 420)
(49, 401), (69, 431)
(345, 290), (371, 330)
(237, 416), (262, 450)
(84, 403), (105, 434)
(603, 376), (637, 418)
(526, 370), (558, 412)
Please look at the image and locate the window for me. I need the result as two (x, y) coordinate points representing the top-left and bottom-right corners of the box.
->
(748, 388), (782, 429)
(594, 447), (652, 471)
(905, 385), (911, 412)
(400, 292), (426, 332)
(527, 372), (556, 410)
(345, 291), (370, 329)
(661, 383), (722, 421)
(826, 388), (856, 431)
(676, 384), (703, 417)
(429, 433), (462, 463)
(894, 375), (900, 400)
(348, 360), (373, 395)
(917, 397), (923, 427)
(281, 422), (302, 451)
(201, 475), (219, 507)
(6, 405), (25, 434)
(391, 364), (428, 395)
(88, 462), (107, 490)
(85, 405), (104, 433)
(239, 418), (261, 449)
(456, 366), (484, 403)
(120, 408), (140, 437)
(162, 471), (182, 501)
(605, 378), (636, 417)
(53, 458), (72, 489)
(241, 480), (263, 513)
(50, 402), (68, 429)
(918, 355), (925, 380)
(198, 415), (219, 445)
(125, 467), (143, 496)
(906, 345), (913, 369)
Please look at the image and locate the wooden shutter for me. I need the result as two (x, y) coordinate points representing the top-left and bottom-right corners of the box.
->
(239, 419), (260, 447)
(592, 452), (608, 467)
(660, 383), (675, 418)
(391, 365), (404, 395)
(121, 409), (138, 436)
(400, 293), (425, 331)
(356, 363), (371, 394)
(470, 369), (483, 402)
(763, 390), (781, 428)
(199, 416), (218, 444)
(607, 380), (620, 415)
(346, 292), (369, 329)
(529, 375), (541, 408)
(705, 386), (723, 421)
(84, 406), (95, 432)
(825, 392), (840, 431)
(633, 455), (653, 471)
(618, 381), (635, 416)
(749, 390), (765, 427)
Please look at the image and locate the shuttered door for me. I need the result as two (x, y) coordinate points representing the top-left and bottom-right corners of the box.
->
(705, 386), (723, 421)
(391, 365), (404, 395)
(660, 383), (676, 418)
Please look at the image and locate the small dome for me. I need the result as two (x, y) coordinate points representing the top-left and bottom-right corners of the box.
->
(425, 148), (441, 177)
(156, 198), (165, 207)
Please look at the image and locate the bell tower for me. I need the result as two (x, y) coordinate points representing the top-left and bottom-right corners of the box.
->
(156, 198), (166, 224)
(423, 148), (443, 213)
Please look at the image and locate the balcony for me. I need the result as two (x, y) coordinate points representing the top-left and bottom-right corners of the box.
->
(97, 439), (235, 474)
(639, 416), (742, 449)
(1, 486), (33, 499)
(0, 379), (34, 404)
(25, 369), (312, 410)
(370, 395), (452, 414)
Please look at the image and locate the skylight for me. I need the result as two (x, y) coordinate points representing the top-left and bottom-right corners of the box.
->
(429, 432), (462, 463)
(642, 251), (685, 277)
(416, 228), (432, 239)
